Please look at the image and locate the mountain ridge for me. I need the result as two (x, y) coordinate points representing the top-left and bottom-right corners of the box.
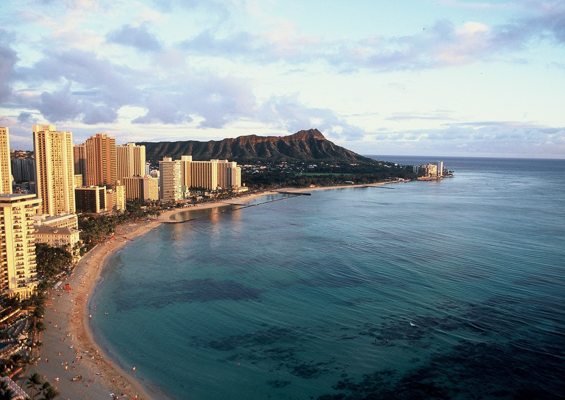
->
(138, 129), (374, 163)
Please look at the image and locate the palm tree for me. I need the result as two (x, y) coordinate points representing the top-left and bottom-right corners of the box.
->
(34, 321), (46, 334)
(33, 306), (45, 319)
(27, 372), (43, 400)
(40, 386), (60, 400)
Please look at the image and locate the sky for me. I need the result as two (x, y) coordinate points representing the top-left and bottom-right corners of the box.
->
(1, 0), (564, 158)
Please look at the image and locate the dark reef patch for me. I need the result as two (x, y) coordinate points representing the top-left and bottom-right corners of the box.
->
(114, 278), (264, 310)
(317, 340), (565, 400)
(266, 380), (291, 388)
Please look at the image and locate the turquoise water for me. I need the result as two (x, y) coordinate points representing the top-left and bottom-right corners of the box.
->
(92, 157), (565, 400)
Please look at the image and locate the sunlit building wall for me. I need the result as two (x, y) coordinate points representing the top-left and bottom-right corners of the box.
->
(117, 143), (146, 183)
(85, 134), (116, 187)
(159, 157), (182, 201)
(0, 128), (12, 194)
(0, 194), (41, 299)
(190, 160), (218, 191)
(33, 125), (75, 216)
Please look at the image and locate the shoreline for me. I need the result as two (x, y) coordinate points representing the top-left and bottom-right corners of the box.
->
(26, 184), (398, 399)
(26, 190), (274, 400)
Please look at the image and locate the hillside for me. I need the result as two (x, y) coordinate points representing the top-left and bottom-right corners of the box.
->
(137, 129), (375, 163)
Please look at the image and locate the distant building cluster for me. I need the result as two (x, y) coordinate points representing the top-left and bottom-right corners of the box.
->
(159, 155), (243, 202)
(414, 161), (445, 177)
(0, 124), (244, 299)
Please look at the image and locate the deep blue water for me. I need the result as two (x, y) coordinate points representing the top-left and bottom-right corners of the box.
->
(92, 157), (565, 400)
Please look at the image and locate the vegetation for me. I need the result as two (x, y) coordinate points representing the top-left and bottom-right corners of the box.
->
(242, 161), (417, 190)
(78, 200), (163, 252)
(25, 375), (60, 400)
(35, 243), (73, 279)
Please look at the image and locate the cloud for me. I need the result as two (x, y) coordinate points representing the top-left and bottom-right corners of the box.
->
(23, 83), (118, 125)
(258, 94), (366, 140)
(18, 49), (141, 107)
(81, 103), (118, 124)
(106, 23), (162, 52)
(376, 121), (565, 147)
(175, 1), (565, 72)
(132, 91), (193, 124)
(36, 84), (82, 122)
(0, 30), (18, 104)
(387, 110), (455, 121)
(131, 77), (366, 141)
(12, 49), (143, 124)
(151, 0), (243, 22)
(17, 112), (33, 123)
(133, 74), (255, 127)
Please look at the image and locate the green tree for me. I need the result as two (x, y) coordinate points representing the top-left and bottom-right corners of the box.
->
(40, 386), (60, 400)
(27, 372), (43, 400)
(35, 243), (73, 279)
(33, 306), (45, 319)
(35, 321), (47, 334)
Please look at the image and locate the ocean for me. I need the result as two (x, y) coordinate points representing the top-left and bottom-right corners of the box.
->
(91, 157), (565, 400)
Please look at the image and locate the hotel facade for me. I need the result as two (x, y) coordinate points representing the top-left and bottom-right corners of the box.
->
(117, 143), (146, 184)
(159, 157), (182, 201)
(85, 133), (117, 187)
(177, 156), (242, 196)
(0, 128), (12, 194)
(0, 194), (41, 299)
(33, 125), (75, 216)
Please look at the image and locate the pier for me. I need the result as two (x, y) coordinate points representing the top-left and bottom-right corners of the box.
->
(275, 191), (312, 196)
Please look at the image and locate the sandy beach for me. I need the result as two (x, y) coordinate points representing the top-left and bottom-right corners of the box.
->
(20, 184), (398, 399)
(21, 191), (273, 400)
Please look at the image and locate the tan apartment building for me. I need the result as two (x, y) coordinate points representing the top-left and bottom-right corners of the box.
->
(191, 159), (218, 191)
(35, 213), (78, 229)
(124, 175), (159, 202)
(74, 174), (83, 188)
(0, 194), (41, 299)
(106, 183), (126, 212)
(85, 134), (116, 187)
(180, 156), (193, 197)
(216, 160), (242, 189)
(33, 125), (75, 216)
(117, 143), (146, 183)
(0, 128), (12, 194)
(180, 157), (241, 192)
(159, 157), (182, 201)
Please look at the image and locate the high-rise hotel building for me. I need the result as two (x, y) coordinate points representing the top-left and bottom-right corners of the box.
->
(159, 157), (182, 201)
(85, 134), (116, 187)
(0, 127), (12, 194)
(216, 159), (241, 189)
(0, 194), (41, 299)
(179, 156), (241, 192)
(124, 175), (159, 202)
(1, 129), (40, 299)
(33, 125), (75, 216)
(117, 143), (146, 183)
